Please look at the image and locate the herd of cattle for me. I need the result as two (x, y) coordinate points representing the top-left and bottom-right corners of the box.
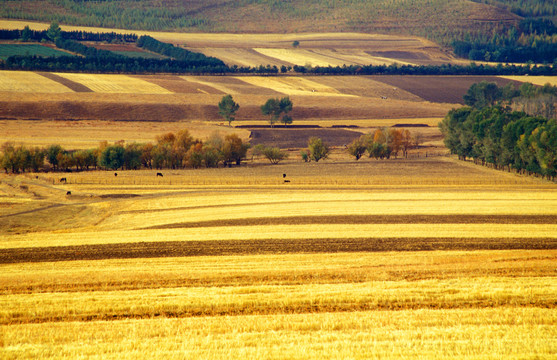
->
(60, 172), (291, 195)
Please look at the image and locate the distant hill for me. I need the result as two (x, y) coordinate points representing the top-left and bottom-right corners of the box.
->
(0, 0), (521, 44)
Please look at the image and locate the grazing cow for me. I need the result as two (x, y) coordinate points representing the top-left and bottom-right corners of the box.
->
(283, 173), (286, 178)
(66, 191), (71, 195)
(156, 172), (163, 177)
(60, 177), (67, 183)
(114, 172), (118, 177)
(284, 180), (291, 183)
(381, 96), (387, 100)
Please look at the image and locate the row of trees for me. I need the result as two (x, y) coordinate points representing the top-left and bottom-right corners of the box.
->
(1, 131), (250, 174)
(136, 35), (225, 68)
(440, 105), (556, 179)
(0, 26), (137, 43)
(463, 81), (557, 119)
(218, 95), (294, 127)
(347, 128), (419, 160)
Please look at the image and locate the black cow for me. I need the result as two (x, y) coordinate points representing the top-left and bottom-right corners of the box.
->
(156, 172), (163, 177)
(283, 173), (286, 178)
(66, 191), (71, 195)
(284, 180), (291, 183)
(114, 172), (118, 177)
(60, 177), (67, 183)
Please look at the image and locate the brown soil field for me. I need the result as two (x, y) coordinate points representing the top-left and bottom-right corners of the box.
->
(2, 237), (557, 265)
(249, 128), (364, 148)
(371, 76), (526, 104)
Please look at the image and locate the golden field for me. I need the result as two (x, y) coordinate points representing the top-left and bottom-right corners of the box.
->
(1, 150), (556, 358)
(0, 24), (555, 355)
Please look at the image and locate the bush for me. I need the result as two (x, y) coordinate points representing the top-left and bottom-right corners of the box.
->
(307, 137), (329, 162)
(262, 146), (288, 164)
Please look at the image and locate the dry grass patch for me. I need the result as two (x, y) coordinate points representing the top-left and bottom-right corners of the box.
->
(54, 73), (173, 94)
(253, 48), (346, 67)
(1, 250), (555, 292)
(0, 120), (249, 149)
(237, 76), (354, 97)
(1, 275), (555, 324)
(0, 70), (73, 93)
(500, 75), (557, 86)
(2, 308), (555, 359)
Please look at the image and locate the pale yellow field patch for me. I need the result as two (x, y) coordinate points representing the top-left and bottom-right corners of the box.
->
(311, 49), (415, 66)
(1, 276), (555, 324)
(0, 71), (73, 93)
(253, 48), (343, 67)
(180, 76), (234, 94)
(500, 76), (557, 86)
(2, 308), (555, 359)
(54, 73), (173, 94)
(3, 223), (556, 249)
(237, 76), (354, 97)
(194, 47), (287, 67)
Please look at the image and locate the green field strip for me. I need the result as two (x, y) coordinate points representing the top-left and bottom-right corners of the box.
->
(0, 44), (70, 60)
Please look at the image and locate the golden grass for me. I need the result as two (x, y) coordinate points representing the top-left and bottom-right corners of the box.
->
(2, 223), (556, 249)
(500, 75), (557, 86)
(53, 73), (173, 94)
(308, 49), (415, 66)
(254, 48), (349, 67)
(1, 250), (554, 293)
(1, 249), (556, 325)
(2, 276), (555, 324)
(236, 76), (355, 97)
(180, 76), (234, 94)
(0, 70), (73, 93)
(0, 120), (249, 149)
(2, 308), (555, 359)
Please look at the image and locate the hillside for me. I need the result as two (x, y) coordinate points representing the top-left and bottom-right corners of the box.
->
(0, 0), (519, 43)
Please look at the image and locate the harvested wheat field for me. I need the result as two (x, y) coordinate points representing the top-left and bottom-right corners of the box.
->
(1, 152), (556, 358)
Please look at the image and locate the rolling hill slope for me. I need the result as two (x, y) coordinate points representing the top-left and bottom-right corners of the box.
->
(0, 0), (519, 42)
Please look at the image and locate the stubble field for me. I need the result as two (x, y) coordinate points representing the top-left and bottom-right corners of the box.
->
(0, 24), (555, 356)
(1, 153), (556, 359)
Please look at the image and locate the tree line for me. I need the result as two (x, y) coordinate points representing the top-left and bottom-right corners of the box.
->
(136, 35), (225, 68)
(347, 128), (420, 161)
(0, 27), (137, 43)
(440, 82), (557, 180)
(1, 131), (250, 174)
(463, 81), (557, 119)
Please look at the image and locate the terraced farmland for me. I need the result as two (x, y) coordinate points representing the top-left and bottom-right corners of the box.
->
(1, 156), (556, 358)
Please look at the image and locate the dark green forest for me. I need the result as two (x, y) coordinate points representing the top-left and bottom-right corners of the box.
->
(440, 82), (557, 179)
